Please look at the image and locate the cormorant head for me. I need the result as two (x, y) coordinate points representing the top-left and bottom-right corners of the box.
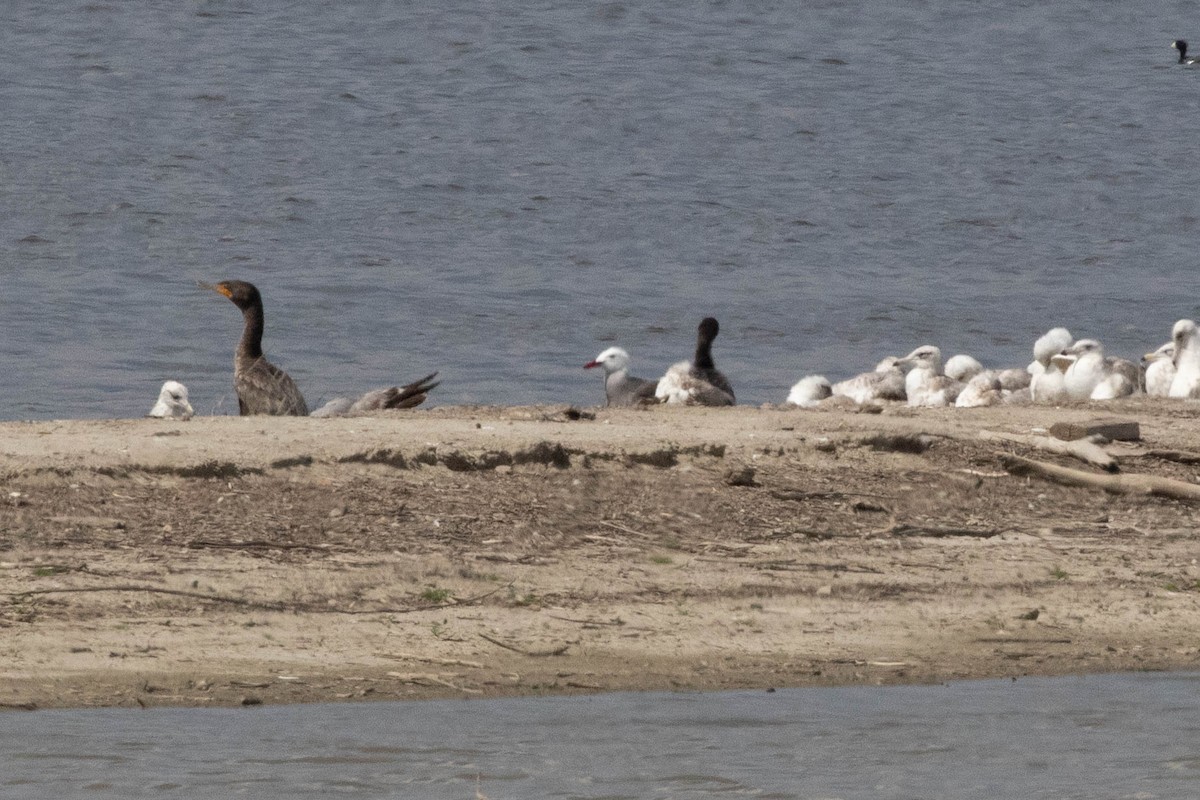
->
(202, 279), (262, 312)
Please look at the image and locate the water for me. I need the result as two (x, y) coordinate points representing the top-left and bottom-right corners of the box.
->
(3, 672), (1199, 798)
(2, 2), (1199, 419)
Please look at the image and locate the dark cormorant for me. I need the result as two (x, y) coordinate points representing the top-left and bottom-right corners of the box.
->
(654, 317), (735, 406)
(203, 280), (438, 416)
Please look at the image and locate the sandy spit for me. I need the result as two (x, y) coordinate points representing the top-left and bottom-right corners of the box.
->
(1, 400), (1199, 710)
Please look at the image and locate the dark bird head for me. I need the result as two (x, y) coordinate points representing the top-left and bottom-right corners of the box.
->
(201, 279), (262, 312)
(698, 317), (720, 343)
(1175, 40), (1189, 61)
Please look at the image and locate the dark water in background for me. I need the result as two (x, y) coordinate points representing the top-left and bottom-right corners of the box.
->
(2, 2), (1199, 419)
(3, 672), (1200, 799)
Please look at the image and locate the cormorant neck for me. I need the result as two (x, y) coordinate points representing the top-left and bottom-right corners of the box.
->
(238, 302), (265, 360)
(694, 334), (716, 371)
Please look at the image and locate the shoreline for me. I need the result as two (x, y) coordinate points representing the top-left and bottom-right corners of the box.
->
(2, 401), (1199, 710)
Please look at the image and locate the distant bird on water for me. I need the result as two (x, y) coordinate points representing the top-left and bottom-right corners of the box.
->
(203, 279), (438, 416)
(1173, 40), (1200, 64)
(655, 317), (735, 406)
(148, 380), (194, 420)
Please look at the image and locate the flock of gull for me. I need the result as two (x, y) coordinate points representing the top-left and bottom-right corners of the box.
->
(585, 320), (1200, 411)
(145, 279), (1200, 421)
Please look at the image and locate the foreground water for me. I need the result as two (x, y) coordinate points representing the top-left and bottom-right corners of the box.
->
(1, 3), (1199, 419)
(3, 672), (1199, 799)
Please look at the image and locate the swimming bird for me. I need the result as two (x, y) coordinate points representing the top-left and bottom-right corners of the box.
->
(830, 357), (907, 404)
(1169, 319), (1200, 398)
(584, 346), (658, 406)
(897, 345), (963, 407)
(204, 280), (437, 416)
(655, 317), (735, 406)
(1174, 40), (1200, 64)
(1143, 341), (1175, 397)
(148, 380), (194, 420)
(786, 375), (832, 407)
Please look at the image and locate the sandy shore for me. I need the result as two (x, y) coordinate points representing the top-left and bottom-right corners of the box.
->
(2, 400), (1199, 710)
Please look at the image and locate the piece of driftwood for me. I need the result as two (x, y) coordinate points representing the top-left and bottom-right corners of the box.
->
(479, 633), (570, 657)
(1001, 454), (1200, 503)
(2, 582), (508, 615)
(980, 430), (1117, 471)
(888, 523), (1001, 539)
(1139, 449), (1200, 465)
(1048, 418), (1140, 442)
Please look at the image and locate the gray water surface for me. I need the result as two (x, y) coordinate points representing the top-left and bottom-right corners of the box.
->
(2, 3), (1199, 418)
(3, 672), (1199, 799)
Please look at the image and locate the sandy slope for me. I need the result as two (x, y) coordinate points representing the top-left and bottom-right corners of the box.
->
(2, 400), (1199, 710)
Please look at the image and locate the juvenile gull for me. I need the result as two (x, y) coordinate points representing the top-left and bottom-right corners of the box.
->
(1028, 327), (1074, 376)
(897, 345), (963, 407)
(1169, 319), (1200, 398)
(955, 373), (1003, 408)
(943, 354), (984, 383)
(584, 347), (658, 407)
(148, 380), (194, 420)
(1061, 339), (1137, 401)
(656, 317), (735, 406)
(1143, 342), (1176, 398)
(831, 357), (907, 405)
(786, 375), (832, 408)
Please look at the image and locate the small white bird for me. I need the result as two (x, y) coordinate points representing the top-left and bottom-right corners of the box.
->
(898, 345), (963, 407)
(1061, 339), (1138, 401)
(786, 375), (832, 408)
(1143, 341), (1175, 397)
(1027, 327), (1074, 376)
(1032, 353), (1072, 404)
(955, 372), (1003, 407)
(943, 354), (984, 383)
(831, 357), (907, 404)
(148, 380), (194, 420)
(1169, 319), (1200, 398)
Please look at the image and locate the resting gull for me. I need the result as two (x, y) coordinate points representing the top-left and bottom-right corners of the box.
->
(1143, 342), (1175, 398)
(830, 357), (907, 405)
(897, 345), (963, 407)
(148, 381), (194, 420)
(786, 375), (833, 408)
(1060, 339), (1137, 401)
(1169, 319), (1200, 398)
(584, 346), (658, 407)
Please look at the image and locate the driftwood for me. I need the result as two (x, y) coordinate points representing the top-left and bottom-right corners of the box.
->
(1001, 454), (1200, 503)
(1139, 449), (1200, 465)
(980, 430), (1117, 471)
(2, 582), (508, 615)
(887, 524), (1001, 539)
(479, 632), (570, 657)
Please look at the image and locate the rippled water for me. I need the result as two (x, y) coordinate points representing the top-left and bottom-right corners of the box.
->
(2, 2), (1198, 419)
(3, 672), (1200, 799)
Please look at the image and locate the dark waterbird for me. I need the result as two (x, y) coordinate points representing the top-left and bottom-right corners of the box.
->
(202, 280), (438, 416)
